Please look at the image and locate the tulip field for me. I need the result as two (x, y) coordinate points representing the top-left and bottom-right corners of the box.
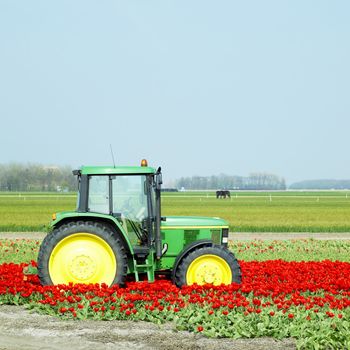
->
(1, 238), (350, 349)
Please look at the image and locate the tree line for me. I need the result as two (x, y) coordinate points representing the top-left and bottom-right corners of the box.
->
(1, 163), (348, 191)
(0, 163), (76, 192)
(0, 165), (286, 192)
(289, 180), (350, 190)
(176, 173), (287, 190)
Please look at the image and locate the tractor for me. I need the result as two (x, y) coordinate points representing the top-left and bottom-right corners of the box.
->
(37, 160), (241, 287)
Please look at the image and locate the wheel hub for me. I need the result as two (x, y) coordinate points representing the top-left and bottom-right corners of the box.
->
(196, 263), (220, 284)
(186, 254), (232, 286)
(69, 255), (97, 280)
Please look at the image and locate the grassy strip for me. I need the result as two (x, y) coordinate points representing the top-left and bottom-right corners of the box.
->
(0, 224), (49, 232)
(1, 191), (350, 232)
(3, 225), (350, 233)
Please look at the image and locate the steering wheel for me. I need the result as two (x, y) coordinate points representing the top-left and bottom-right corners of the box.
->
(121, 199), (146, 222)
(135, 207), (146, 221)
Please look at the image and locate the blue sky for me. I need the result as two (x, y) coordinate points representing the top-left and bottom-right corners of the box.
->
(0, 1), (349, 184)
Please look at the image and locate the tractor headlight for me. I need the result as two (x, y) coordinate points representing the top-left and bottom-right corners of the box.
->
(222, 228), (229, 246)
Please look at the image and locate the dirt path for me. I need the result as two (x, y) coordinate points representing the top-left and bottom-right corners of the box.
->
(0, 232), (47, 240)
(0, 232), (349, 240)
(0, 305), (295, 350)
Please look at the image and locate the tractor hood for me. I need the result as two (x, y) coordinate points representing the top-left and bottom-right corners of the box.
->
(161, 216), (229, 229)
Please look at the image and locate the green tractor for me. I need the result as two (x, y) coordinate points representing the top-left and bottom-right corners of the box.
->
(38, 160), (241, 287)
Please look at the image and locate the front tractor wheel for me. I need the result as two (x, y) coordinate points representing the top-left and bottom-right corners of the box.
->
(37, 221), (128, 286)
(175, 246), (241, 287)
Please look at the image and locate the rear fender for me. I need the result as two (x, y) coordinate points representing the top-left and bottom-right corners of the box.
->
(51, 212), (134, 255)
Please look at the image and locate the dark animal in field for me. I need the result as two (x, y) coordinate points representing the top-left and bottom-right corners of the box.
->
(216, 190), (231, 199)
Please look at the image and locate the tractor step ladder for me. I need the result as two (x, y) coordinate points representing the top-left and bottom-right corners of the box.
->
(132, 246), (155, 282)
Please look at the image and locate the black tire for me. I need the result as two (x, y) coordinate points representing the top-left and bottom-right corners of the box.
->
(174, 245), (241, 287)
(38, 221), (128, 286)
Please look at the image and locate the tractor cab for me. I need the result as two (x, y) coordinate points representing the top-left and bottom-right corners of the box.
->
(73, 161), (164, 260)
(75, 164), (156, 242)
(37, 160), (241, 287)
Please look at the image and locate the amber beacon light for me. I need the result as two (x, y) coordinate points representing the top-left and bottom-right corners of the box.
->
(141, 159), (148, 167)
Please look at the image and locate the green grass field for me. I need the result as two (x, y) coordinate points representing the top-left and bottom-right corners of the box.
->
(0, 191), (349, 232)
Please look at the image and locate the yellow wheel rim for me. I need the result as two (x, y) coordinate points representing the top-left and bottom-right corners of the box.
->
(49, 233), (117, 285)
(186, 254), (232, 285)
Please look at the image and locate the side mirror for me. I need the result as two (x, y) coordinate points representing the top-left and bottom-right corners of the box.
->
(156, 167), (162, 190)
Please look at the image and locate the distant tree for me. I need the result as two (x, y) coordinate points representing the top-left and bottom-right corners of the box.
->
(0, 163), (76, 192)
(289, 179), (350, 190)
(175, 172), (286, 190)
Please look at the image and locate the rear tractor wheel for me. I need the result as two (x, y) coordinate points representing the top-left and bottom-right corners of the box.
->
(37, 221), (128, 286)
(175, 245), (241, 287)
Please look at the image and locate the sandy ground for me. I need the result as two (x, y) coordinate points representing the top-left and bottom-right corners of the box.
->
(0, 305), (296, 350)
(0, 231), (349, 240)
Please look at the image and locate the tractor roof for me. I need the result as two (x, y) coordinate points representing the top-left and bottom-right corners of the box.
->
(76, 165), (156, 176)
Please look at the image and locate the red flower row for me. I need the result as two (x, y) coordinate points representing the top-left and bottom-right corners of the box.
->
(0, 260), (349, 312)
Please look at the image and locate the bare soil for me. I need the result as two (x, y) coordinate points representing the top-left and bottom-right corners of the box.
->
(0, 305), (296, 350)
